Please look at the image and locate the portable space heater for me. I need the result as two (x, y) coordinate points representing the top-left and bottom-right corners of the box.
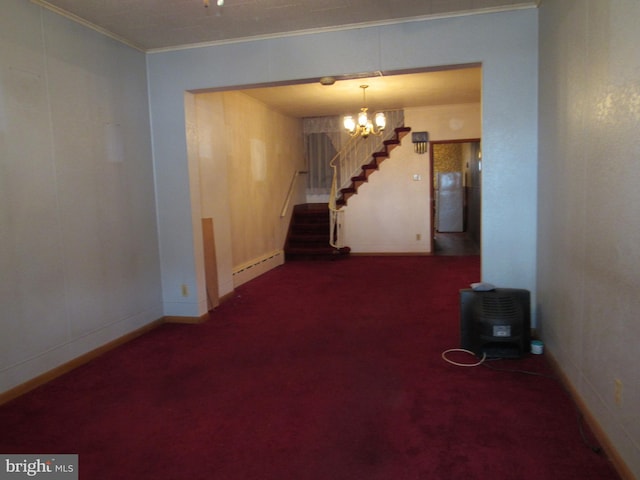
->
(460, 288), (531, 358)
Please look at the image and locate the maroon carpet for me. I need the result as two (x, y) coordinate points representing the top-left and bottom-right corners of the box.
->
(0, 256), (620, 479)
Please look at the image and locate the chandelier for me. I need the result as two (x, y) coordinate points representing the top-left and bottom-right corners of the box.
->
(343, 85), (386, 138)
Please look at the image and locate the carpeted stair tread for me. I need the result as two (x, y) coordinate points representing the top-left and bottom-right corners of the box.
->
(285, 203), (350, 260)
(288, 234), (328, 243)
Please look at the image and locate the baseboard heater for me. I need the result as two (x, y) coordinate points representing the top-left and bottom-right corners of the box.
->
(232, 250), (284, 287)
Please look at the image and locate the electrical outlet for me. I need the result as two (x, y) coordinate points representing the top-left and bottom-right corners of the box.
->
(181, 284), (189, 297)
(416, 233), (421, 241)
(614, 378), (623, 406)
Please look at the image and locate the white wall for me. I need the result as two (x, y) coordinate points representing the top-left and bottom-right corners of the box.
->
(0, 1), (162, 393)
(147, 8), (539, 317)
(344, 103), (481, 253)
(538, 1), (640, 476)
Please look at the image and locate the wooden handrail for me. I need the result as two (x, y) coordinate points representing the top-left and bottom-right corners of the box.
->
(280, 170), (308, 218)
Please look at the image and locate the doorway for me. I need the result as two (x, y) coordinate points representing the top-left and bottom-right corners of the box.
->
(430, 139), (481, 256)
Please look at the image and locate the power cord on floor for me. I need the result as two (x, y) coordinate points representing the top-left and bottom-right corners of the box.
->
(441, 348), (487, 366)
(441, 347), (603, 455)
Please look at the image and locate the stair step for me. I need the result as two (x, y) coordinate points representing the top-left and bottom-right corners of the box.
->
(341, 193), (355, 203)
(292, 204), (328, 215)
(329, 126), (412, 209)
(295, 212), (329, 223)
(396, 127), (411, 139)
(285, 245), (350, 261)
(292, 217), (329, 224)
(292, 225), (328, 236)
(285, 203), (348, 260)
(384, 140), (400, 154)
(362, 159), (378, 169)
(288, 234), (328, 244)
(362, 164), (378, 176)
(293, 203), (329, 212)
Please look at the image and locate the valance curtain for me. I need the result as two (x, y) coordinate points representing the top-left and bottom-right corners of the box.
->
(303, 116), (348, 195)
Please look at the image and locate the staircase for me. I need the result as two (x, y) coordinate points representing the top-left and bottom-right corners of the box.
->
(285, 125), (411, 260)
(284, 204), (350, 260)
(336, 126), (411, 208)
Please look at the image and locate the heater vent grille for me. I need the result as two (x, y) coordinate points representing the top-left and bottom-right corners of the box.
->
(480, 295), (520, 321)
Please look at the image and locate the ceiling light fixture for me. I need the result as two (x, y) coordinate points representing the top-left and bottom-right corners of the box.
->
(319, 76), (336, 86)
(343, 85), (385, 138)
(203, 0), (223, 7)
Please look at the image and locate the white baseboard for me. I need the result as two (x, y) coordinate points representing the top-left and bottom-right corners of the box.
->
(232, 250), (284, 287)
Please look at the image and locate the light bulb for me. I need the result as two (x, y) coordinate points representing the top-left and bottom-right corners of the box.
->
(343, 116), (356, 133)
(357, 110), (368, 127)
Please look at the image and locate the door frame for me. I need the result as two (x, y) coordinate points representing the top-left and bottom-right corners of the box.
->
(429, 138), (481, 253)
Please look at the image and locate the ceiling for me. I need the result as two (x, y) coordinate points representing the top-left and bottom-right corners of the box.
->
(35, 0), (537, 52)
(225, 67), (483, 119)
(33, 0), (536, 119)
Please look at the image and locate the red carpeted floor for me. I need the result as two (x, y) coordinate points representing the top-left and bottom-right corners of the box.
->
(0, 256), (620, 479)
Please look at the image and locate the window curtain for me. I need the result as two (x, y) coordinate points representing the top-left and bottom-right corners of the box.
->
(303, 116), (347, 195)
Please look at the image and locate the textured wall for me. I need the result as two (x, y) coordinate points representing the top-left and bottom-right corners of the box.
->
(147, 8), (538, 316)
(0, 0), (161, 392)
(538, 1), (640, 476)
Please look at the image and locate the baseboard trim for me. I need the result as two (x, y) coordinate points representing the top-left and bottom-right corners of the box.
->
(219, 291), (234, 303)
(0, 291), (241, 405)
(0, 318), (165, 406)
(163, 291), (235, 324)
(545, 350), (634, 480)
(164, 313), (209, 324)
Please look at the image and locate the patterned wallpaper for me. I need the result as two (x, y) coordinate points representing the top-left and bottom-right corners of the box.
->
(433, 143), (463, 188)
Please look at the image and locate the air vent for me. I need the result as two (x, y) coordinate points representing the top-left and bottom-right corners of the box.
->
(480, 294), (521, 321)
